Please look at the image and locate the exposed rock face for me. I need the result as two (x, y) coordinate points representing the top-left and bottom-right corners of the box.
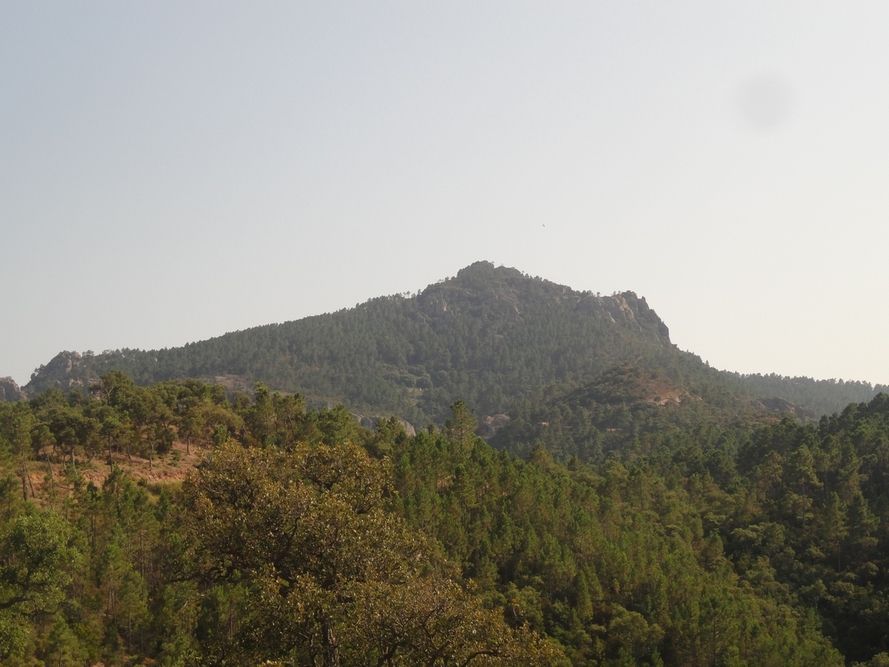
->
(396, 418), (417, 438)
(577, 291), (671, 344)
(26, 351), (97, 395)
(607, 292), (671, 343)
(0, 377), (26, 402)
(477, 413), (511, 439)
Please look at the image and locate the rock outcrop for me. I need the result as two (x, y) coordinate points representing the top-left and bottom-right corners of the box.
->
(26, 351), (97, 395)
(0, 376), (26, 402)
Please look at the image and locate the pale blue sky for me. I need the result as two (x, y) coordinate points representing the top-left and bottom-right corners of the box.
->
(2, 2), (889, 386)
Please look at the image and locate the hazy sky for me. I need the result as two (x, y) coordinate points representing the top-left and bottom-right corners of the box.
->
(3, 2), (889, 386)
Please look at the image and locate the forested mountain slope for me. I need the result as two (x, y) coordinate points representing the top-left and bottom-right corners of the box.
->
(21, 262), (680, 421)
(489, 365), (760, 462)
(20, 262), (887, 422)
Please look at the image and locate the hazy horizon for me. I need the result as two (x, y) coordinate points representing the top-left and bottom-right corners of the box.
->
(3, 2), (889, 386)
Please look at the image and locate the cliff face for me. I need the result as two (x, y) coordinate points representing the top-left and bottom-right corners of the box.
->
(0, 377), (26, 402)
(26, 351), (95, 396)
(576, 291), (670, 345)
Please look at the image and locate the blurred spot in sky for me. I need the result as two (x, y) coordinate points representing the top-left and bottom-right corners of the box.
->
(738, 75), (794, 131)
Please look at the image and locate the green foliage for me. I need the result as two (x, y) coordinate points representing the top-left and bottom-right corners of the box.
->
(392, 402), (841, 666)
(179, 441), (560, 664)
(23, 264), (885, 427)
(719, 395), (889, 662)
(7, 373), (889, 664)
(0, 509), (78, 660)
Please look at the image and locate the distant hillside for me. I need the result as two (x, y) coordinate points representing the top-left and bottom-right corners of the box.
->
(24, 262), (676, 420)
(725, 371), (887, 417)
(21, 261), (886, 422)
(488, 365), (759, 462)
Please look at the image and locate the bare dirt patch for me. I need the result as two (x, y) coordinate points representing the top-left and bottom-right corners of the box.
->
(23, 440), (206, 501)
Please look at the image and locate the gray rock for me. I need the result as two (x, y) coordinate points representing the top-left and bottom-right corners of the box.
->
(0, 377), (26, 402)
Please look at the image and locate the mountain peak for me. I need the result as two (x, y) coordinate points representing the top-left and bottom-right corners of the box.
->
(455, 260), (497, 276)
(450, 261), (527, 288)
(432, 262), (671, 343)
